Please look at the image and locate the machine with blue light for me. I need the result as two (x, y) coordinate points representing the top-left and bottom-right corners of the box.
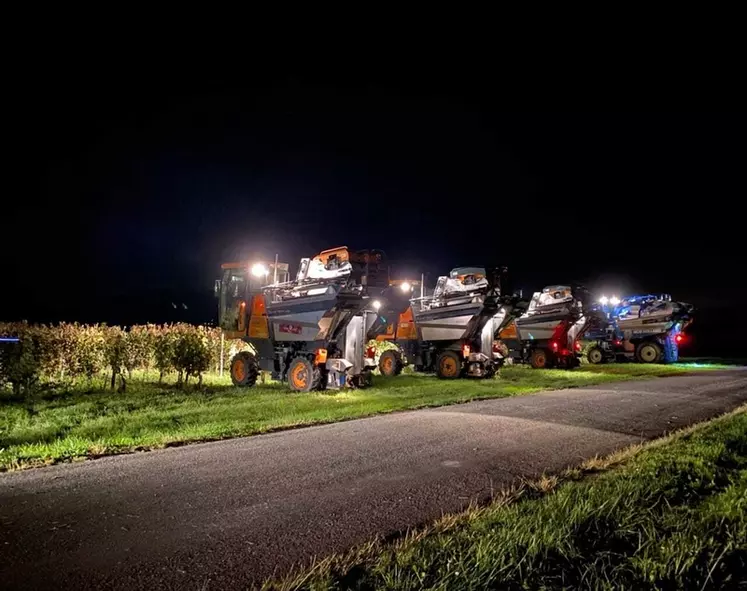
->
(584, 294), (694, 364)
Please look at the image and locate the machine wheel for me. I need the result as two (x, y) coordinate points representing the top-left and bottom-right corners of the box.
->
(530, 348), (549, 369)
(287, 357), (321, 392)
(587, 346), (605, 365)
(230, 352), (259, 387)
(378, 350), (403, 377)
(436, 350), (462, 379)
(636, 341), (662, 364)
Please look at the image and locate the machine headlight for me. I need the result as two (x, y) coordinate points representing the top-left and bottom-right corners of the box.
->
(372, 300), (382, 311)
(609, 296), (620, 306)
(400, 281), (411, 293)
(251, 263), (269, 278)
(599, 296), (609, 305)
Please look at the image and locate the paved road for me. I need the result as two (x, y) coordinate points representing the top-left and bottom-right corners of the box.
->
(1, 370), (746, 590)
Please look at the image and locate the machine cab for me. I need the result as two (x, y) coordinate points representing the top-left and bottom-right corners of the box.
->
(217, 261), (290, 337)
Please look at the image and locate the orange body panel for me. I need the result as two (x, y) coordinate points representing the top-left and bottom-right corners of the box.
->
(498, 321), (518, 340)
(313, 246), (350, 265)
(454, 272), (485, 282)
(248, 295), (270, 338)
(376, 325), (396, 341)
(315, 348), (328, 364)
(223, 330), (245, 340)
(376, 307), (418, 341)
(237, 301), (246, 331)
(395, 307), (417, 340)
(251, 295), (267, 316)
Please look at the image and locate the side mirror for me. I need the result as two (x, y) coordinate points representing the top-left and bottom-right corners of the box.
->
(214, 280), (221, 298)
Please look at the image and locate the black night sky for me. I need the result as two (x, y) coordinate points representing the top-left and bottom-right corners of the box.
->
(4, 72), (746, 356)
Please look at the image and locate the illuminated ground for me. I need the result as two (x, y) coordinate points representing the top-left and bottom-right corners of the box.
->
(277, 404), (747, 590)
(0, 364), (722, 471)
(0, 369), (745, 589)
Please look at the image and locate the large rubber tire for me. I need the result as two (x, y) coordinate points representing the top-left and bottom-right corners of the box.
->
(230, 351), (259, 387)
(530, 348), (549, 369)
(587, 346), (605, 365)
(378, 350), (403, 377)
(436, 350), (462, 379)
(636, 341), (663, 364)
(287, 357), (321, 392)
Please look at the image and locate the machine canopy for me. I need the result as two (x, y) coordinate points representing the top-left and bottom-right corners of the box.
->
(431, 267), (489, 303)
(526, 285), (575, 313)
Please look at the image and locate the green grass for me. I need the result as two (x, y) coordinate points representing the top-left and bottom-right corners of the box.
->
(0, 364), (724, 472)
(270, 406), (747, 590)
(681, 356), (747, 366)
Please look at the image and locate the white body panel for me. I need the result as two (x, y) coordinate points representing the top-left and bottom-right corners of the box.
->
(567, 316), (588, 347)
(418, 314), (476, 342)
(344, 315), (365, 375)
(306, 258), (352, 280)
(481, 316), (495, 356)
(515, 319), (562, 341)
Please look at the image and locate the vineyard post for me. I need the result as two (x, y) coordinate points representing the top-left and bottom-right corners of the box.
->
(219, 331), (224, 377)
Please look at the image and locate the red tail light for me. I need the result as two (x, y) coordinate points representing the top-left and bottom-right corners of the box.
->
(551, 341), (559, 351)
(366, 346), (376, 359)
(675, 334), (684, 344)
(574, 341), (582, 352)
(614, 340), (622, 346)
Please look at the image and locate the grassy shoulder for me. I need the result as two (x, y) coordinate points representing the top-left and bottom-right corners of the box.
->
(272, 406), (747, 590)
(0, 363), (722, 471)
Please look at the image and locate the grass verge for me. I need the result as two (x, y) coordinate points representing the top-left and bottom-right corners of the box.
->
(270, 405), (747, 590)
(0, 363), (724, 472)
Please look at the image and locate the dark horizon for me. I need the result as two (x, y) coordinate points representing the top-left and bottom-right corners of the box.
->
(3, 83), (745, 355)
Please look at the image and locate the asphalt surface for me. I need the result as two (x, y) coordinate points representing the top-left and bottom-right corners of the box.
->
(1, 370), (746, 590)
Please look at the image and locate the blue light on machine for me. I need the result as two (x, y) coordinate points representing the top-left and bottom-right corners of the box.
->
(0, 337), (20, 343)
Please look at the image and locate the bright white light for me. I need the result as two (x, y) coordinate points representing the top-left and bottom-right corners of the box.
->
(610, 296), (620, 306)
(251, 263), (269, 278)
(400, 281), (411, 293)
(599, 296), (609, 305)
(372, 300), (382, 311)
